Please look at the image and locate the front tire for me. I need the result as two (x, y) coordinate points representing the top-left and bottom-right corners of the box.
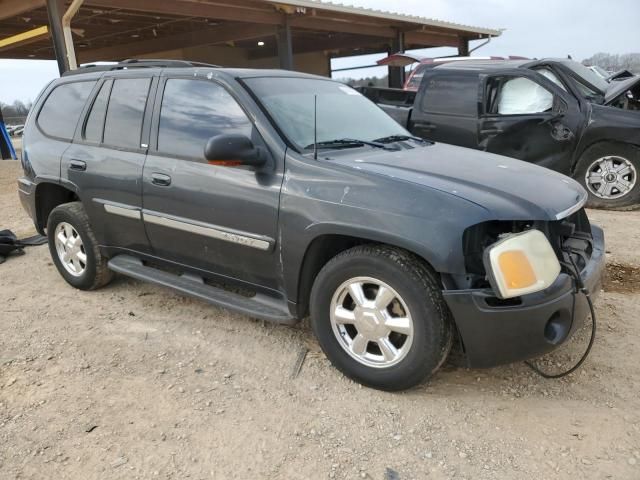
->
(575, 142), (639, 210)
(310, 245), (453, 391)
(47, 202), (113, 290)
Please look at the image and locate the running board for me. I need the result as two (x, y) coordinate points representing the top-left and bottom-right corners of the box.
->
(108, 255), (296, 325)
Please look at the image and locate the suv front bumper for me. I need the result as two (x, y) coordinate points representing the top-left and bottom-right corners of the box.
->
(443, 225), (605, 369)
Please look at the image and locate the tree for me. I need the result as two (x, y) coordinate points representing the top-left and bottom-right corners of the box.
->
(582, 52), (640, 73)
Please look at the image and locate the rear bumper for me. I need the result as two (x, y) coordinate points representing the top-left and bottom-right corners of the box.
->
(443, 225), (605, 368)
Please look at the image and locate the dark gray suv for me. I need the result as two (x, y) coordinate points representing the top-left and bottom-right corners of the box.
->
(18, 60), (605, 391)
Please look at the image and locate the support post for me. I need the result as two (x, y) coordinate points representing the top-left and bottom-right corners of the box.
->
(388, 30), (405, 88)
(46, 0), (68, 75)
(458, 37), (470, 56)
(276, 16), (293, 70)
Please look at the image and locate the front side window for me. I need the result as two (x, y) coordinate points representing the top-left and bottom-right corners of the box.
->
(244, 77), (409, 151)
(496, 77), (553, 115)
(103, 78), (151, 149)
(158, 79), (252, 160)
(421, 73), (479, 116)
(38, 81), (96, 140)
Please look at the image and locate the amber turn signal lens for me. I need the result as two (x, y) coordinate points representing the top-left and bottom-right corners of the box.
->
(498, 250), (537, 289)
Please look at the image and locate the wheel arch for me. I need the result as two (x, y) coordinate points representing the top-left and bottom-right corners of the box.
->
(34, 182), (79, 234)
(292, 228), (444, 319)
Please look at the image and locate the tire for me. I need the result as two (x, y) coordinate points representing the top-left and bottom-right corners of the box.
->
(47, 201), (113, 290)
(310, 245), (453, 391)
(574, 142), (640, 210)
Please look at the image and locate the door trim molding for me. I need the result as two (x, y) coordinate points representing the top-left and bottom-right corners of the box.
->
(142, 210), (273, 251)
(94, 199), (142, 220)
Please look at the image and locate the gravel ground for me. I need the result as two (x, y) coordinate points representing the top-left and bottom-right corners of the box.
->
(1, 161), (639, 480)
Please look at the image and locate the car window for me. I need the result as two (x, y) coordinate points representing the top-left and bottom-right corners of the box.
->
(536, 68), (567, 91)
(83, 80), (112, 143)
(421, 73), (479, 116)
(157, 79), (253, 160)
(37, 81), (96, 140)
(497, 77), (553, 115)
(103, 78), (151, 149)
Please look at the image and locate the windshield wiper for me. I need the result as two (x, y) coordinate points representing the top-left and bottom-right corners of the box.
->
(304, 138), (396, 151)
(373, 134), (432, 145)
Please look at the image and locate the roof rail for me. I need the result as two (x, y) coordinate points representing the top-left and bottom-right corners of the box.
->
(62, 58), (221, 76)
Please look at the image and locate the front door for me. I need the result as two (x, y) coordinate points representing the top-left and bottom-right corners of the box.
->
(477, 71), (582, 175)
(142, 77), (283, 290)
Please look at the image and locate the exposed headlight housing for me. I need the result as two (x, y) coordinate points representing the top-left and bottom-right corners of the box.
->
(483, 229), (561, 299)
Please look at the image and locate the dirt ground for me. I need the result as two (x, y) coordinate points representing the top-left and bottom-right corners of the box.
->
(1, 160), (639, 480)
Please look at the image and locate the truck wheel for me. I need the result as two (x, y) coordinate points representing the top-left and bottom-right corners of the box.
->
(310, 245), (453, 391)
(47, 202), (113, 290)
(575, 143), (639, 210)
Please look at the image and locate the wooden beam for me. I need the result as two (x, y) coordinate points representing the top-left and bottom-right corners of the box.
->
(0, 0), (44, 21)
(83, 0), (284, 25)
(80, 23), (276, 62)
(290, 16), (395, 38)
(0, 25), (49, 53)
(404, 31), (459, 48)
(248, 34), (388, 60)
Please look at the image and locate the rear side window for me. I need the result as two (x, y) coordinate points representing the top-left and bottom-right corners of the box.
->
(84, 80), (112, 143)
(103, 78), (151, 149)
(421, 73), (479, 116)
(38, 81), (96, 140)
(157, 79), (252, 160)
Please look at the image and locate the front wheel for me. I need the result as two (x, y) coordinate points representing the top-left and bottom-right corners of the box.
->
(310, 245), (453, 391)
(575, 143), (639, 210)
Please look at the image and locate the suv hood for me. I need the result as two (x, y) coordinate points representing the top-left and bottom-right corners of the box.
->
(605, 75), (640, 104)
(329, 143), (587, 221)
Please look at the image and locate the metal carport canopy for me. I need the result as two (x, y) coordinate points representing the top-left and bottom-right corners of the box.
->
(0, 0), (502, 82)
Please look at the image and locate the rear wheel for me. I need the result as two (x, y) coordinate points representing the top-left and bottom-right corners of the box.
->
(575, 143), (639, 210)
(310, 245), (453, 391)
(47, 202), (113, 290)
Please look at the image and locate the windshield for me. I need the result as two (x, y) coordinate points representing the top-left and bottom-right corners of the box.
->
(563, 61), (609, 93)
(244, 77), (410, 151)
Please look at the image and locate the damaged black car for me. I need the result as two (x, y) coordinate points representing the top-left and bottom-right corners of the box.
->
(363, 58), (640, 209)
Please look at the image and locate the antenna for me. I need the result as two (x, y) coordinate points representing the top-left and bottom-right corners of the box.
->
(313, 94), (318, 160)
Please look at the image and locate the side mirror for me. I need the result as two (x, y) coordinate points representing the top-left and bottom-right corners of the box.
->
(204, 134), (266, 167)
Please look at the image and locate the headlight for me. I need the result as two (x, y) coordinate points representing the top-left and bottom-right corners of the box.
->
(483, 229), (561, 299)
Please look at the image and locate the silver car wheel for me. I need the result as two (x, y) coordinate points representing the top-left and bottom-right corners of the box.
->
(54, 222), (87, 277)
(330, 276), (414, 368)
(585, 155), (637, 200)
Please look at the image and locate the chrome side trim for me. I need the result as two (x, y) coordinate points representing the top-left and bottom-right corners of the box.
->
(105, 204), (142, 220)
(142, 211), (271, 251)
(94, 199), (142, 220)
(555, 194), (588, 220)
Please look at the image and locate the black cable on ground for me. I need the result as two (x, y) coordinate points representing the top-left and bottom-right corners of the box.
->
(525, 253), (597, 379)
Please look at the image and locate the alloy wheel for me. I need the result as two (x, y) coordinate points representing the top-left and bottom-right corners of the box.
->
(330, 276), (414, 368)
(54, 222), (87, 277)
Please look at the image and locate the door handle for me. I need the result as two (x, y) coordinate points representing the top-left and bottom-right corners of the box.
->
(69, 159), (87, 171)
(151, 173), (172, 187)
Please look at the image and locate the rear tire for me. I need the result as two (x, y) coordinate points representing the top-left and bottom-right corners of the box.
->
(574, 142), (639, 210)
(310, 245), (453, 391)
(47, 202), (113, 290)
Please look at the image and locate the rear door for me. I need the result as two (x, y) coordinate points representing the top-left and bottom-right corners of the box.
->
(477, 70), (582, 174)
(63, 74), (156, 251)
(142, 76), (283, 290)
(410, 70), (480, 148)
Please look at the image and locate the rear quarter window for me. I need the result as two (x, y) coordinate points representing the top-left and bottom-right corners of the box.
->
(37, 81), (96, 140)
(421, 73), (479, 117)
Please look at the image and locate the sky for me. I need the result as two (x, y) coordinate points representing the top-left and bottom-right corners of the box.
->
(0, 0), (638, 104)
